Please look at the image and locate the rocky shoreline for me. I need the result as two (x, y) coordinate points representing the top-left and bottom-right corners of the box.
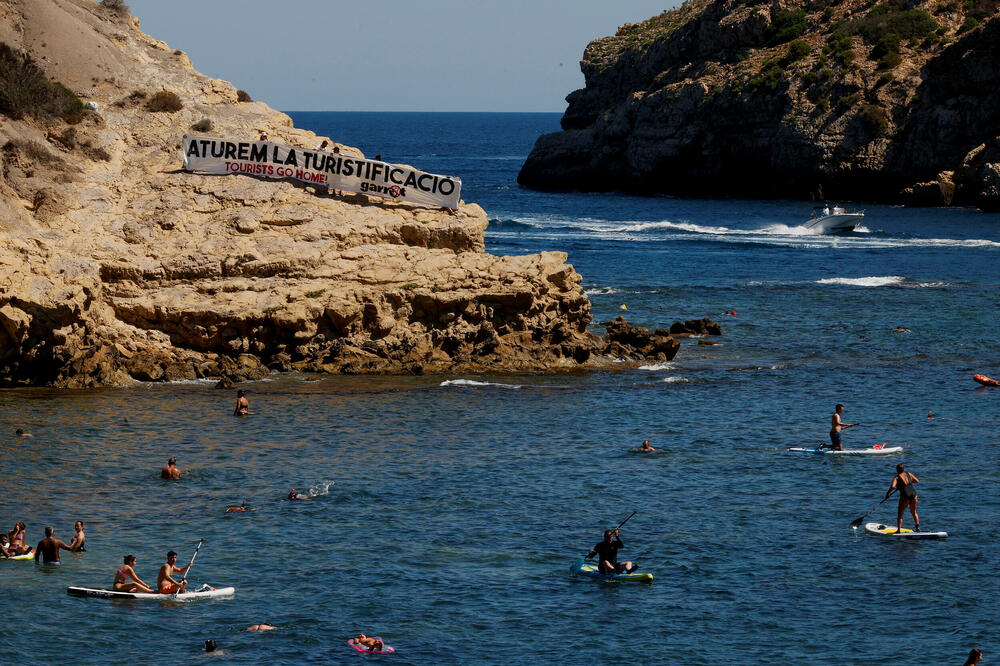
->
(518, 0), (1000, 211)
(0, 0), (719, 388)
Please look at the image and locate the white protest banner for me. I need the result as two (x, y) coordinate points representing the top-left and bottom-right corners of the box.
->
(182, 135), (462, 209)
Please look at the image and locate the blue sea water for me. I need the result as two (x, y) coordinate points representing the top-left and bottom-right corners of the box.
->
(1, 112), (998, 664)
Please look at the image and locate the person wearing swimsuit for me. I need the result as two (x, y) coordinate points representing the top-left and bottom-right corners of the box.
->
(8, 521), (29, 555)
(823, 404), (857, 451)
(885, 463), (920, 533)
(114, 554), (155, 593)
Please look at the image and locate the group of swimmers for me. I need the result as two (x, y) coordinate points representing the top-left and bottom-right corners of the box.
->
(0, 521), (85, 561)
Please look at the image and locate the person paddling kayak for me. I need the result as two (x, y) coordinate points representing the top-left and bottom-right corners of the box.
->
(586, 528), (635, 574)
(820, 403), (858, 451)
(885, 463), (920, 533)
(157, 550), (191, 594)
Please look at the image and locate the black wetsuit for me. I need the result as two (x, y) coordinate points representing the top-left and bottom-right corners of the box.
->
(593, 537), (624, 574)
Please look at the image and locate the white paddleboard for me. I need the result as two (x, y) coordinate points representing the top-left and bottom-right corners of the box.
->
(788, 446), (903, 456)
(863, 522), (948, 539)
(67, 585), (235, 601)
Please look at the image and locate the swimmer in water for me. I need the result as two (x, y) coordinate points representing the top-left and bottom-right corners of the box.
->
(245, 623), (277, 632)
(639, 440), (655, 452)
(287, 488), (309, 501)
(353, 634), (385, 652)
(234, 389), (250, 416)
(69, 520), (86, 552)
(35, 526), (73, 564)
(161, 456), (181, 480)
(226, 500), (248, 513)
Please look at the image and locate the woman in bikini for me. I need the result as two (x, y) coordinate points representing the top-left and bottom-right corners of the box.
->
(114, 554), (156, 593)
(8, 521), (29, 555)
(886, 463), (920, 533)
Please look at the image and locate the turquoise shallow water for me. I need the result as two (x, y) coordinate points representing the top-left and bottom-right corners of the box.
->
(1, 113), (999, 664)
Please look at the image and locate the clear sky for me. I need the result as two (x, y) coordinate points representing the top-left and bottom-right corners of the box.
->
(125, 0), (680, 112)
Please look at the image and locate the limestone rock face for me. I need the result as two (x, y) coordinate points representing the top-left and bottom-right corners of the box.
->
(0, 0), (624, 386)
(519, 0), (1000, 211)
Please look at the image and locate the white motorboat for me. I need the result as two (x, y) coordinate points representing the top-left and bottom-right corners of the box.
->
(805, 205), (863, 233)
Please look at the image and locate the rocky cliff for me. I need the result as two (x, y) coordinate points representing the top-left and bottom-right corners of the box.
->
(0, 0), (635, 387)
(519, 0), (1000, 210)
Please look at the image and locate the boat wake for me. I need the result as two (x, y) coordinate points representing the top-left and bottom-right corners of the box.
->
(488, 215), (1000, 249)
(816, 276), (951, 288)
(439, 379), (522, 389)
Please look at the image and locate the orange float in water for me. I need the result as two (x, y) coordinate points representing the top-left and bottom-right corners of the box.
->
(973, 374), (999, 387)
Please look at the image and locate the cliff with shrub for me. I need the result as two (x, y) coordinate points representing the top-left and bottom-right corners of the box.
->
(0, 0), (692, 387)
(518, 0), (1000, 210)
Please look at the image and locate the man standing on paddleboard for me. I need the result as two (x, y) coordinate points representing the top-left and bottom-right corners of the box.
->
(157, 550), (190, 594)
(587, 528), (635, 574)
(822, 404), (857, 451)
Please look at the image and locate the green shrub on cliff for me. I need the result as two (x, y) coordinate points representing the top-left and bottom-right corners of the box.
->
(767, 9), (808, 45)
(0, 43), (84, 120)
(749, 58), (785, 92)
(825, 30), (855, 67)
(858, 104), (890, 134)
(850, 5), (937, 44)
(785, 39), (811, 64)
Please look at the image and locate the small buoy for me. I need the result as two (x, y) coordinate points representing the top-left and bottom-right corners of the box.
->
(620, 304), (627, 310)
(731, 310), (737, 316)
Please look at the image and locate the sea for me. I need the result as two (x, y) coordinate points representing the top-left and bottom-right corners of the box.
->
(1, 112), (997, 664)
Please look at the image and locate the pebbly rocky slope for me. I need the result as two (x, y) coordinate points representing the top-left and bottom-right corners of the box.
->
(0, 0), (698, 387)
(519, 0), (1000, 211)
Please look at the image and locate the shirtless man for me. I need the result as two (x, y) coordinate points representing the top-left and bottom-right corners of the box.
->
(639, 439), (655, 452)
(114, 554), (155, 593)
(821, 403), (857, 451)
(69, 520), (86, 552)
(161, 457), (181, 479)
(234, 390), (250, 416)
(0, 534), (15, 557)
(34, 526), (72, 564)
(157, 550), (190, 594)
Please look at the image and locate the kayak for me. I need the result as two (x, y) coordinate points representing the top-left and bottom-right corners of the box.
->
(347, 638), (395, 654)
(2, 549), (35, 561)
(66, 584), (236, 601)
(788, 445), (903, 456)
(973, 374), (999, 387)
(571, 559), (653, 582)
(864, 522), (948, 540)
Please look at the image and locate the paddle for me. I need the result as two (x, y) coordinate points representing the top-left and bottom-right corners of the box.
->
(176, 538), (203, 595)
(850, 489), (896, 529)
